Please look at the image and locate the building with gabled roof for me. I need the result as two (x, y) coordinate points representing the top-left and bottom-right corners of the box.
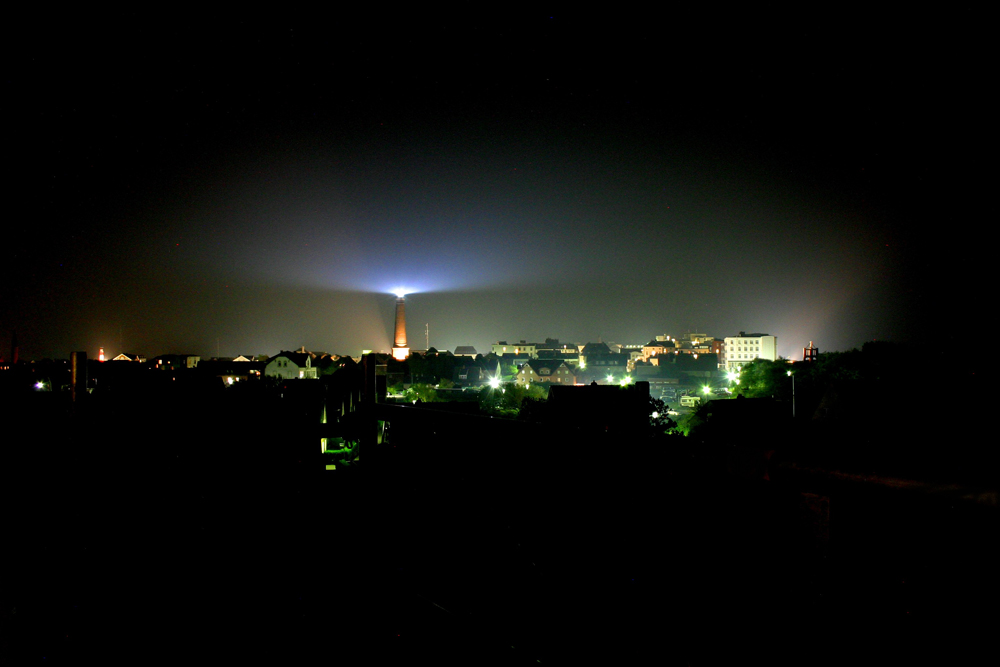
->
(265, 351), (318, 380)
(580, 342), (611, 357)
(452, 365), (484, 386)
(517, 358), (577, 385)
(642, 339), (676, 364)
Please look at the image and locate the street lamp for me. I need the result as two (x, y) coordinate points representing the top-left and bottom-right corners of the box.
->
(787, 370), (796, 418)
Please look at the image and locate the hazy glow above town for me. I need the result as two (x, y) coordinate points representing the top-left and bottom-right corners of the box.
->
(4, 19), (985, 361)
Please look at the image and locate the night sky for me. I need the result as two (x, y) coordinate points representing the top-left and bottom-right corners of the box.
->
(5, 12), (989, 360)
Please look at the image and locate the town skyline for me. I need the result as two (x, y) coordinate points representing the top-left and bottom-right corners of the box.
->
(5, 294), (818, 363)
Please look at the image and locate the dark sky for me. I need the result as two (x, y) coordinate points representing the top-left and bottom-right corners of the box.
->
(4, 12), (989, 360)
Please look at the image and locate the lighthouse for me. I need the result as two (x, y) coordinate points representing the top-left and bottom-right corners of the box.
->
(391, 291), (409, 361)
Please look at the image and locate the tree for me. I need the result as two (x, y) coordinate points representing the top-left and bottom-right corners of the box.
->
(675, 398), (713, 437)
(648, 396), (678, 437)
(736, 359), (791, 401)
(403, 383), (438, 403)
(478, 382), (547, 418)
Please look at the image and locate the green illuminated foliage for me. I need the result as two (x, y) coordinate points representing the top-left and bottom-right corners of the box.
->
(735, 359), (792, 400)
(649, 396), (678, 437)
(478, 382), (547, 417)
(403, 383), (439, 403)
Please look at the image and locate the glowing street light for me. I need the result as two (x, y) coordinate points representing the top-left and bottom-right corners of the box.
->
(488, 376), (501, 389)
(702, 385), (711, 395)
(788, 370), (796, 418)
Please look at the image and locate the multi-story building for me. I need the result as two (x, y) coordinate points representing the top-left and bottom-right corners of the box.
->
(723, 332), (777, 370)
(641, 339), (676, 364)
(491, 340), (538, 357)
(682, 332), (713, 345)
(535, 339), (579, 358)
(151, 354), (200, 370)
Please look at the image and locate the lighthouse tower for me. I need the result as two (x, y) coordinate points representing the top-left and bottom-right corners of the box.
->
(391, 293), (409, 361)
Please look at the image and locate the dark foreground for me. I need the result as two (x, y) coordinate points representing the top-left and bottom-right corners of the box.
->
(4, 397), (998, 665)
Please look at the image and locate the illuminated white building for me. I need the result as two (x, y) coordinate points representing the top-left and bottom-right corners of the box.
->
(723, 332), (777, 370)
(491, 340), (538, 357)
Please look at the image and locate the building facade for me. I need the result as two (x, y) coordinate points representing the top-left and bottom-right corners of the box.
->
(723, 332), (777, 370)
(517, 359), (577, 385)
(265, 351), (318, 379)
(492, 341), (538, 357)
